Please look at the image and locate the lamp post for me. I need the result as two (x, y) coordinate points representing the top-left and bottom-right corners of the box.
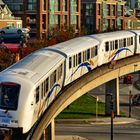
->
(128, 85), (133, 118)
(96, 96), (99, 121)
(110, 94), (114, 140)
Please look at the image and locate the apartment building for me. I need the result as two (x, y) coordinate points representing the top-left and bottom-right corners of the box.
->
(3, 0), (81, 38)
(0, 0), (22, 29)
(81, 0), (125, 34)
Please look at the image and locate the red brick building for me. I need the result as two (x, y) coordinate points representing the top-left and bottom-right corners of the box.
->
(4, 0), (81, 38)
(81, 0), (125, 34)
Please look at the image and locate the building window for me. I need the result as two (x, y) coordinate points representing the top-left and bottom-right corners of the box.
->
(98, 19), (101, 30)
(107, 4), (110, 16)
(62, 0), (67, 11)
(98, 4), (101, 15)
(112, 5), (116, 16)
(112, 19), (115, 29)
(27, 0), (37, 10)
(107, 19), (110, 28)
(121, 5), (123, 16)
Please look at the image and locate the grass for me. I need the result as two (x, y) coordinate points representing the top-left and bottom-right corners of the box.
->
(56, 94), (105, 119)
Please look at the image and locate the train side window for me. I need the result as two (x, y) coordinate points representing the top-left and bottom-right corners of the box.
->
(69, 57), (72, 69)
(45, 78), (49, 93)
(139, 36), (140, 43)
(54, 70), (56, 83)
(76, 54), (78, 66)
(44, 80), (46, 96)
(127, 38), (130, 46)
(124, 38), (126, 47)
(87, 49), (90, 59)
(119, 40), (121, 48)
(115, 40), (118, 49)
(131, 37), (133, 45)
(83, 51), (85, 62)
(58, 64), (62, 79)
(78, 52), (82, 64)
(91, 47), (94, 57)
(110, 41), (113, 50)
(84, 51), (87, 61)
(105, 42), (109, 51)
(36, 86), (39, 103)
(73, 55), (76, 67)
(95, 46), (98, 56)
(50, 71), (56, 88)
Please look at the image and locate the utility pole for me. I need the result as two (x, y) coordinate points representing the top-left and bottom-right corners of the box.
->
(129, 90), (132, 118)
(96, 96), (99, 121)
(110, 94), (114, 140)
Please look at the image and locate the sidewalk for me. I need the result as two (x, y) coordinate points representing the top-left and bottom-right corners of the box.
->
(56, 117), (138, 125)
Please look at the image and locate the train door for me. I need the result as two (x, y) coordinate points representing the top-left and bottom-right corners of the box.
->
(34, 86), (41, 119)
(135, 34), (140, 54)
(100, 41), (110, 65)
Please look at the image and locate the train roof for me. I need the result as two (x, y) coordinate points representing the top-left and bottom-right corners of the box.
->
(90, 30), (135, 42)
(1, 49), (64, 84)
(130, 30), (140, 35)
(50, 36), (99, 56)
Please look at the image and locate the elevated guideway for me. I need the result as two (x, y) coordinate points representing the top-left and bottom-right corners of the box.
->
(28, 55), (140, 140)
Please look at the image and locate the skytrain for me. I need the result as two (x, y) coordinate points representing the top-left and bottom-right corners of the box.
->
(0, 30), (140, 136)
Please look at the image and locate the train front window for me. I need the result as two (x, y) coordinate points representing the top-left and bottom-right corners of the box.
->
(0, 82), (20, 110)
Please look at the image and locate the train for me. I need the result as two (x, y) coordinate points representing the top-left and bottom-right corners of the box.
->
(0, 30), (140, 136)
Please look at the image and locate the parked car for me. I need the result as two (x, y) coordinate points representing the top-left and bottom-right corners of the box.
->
(0, 27), (30, 34)
(132, 94), (140, 106)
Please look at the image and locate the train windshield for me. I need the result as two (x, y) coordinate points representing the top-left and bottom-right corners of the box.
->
(0, 82), (20, 110)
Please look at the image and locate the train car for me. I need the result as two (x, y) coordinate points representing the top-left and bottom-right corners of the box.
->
(0, 48), (65, 135)
(130, 30), (140, 54)
(48, 36), (100, 85)
(90, 31), (136, 66)
(0, 30), (140, 137)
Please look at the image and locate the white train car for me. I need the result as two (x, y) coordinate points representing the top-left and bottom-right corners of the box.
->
(0, 30), (140, 137)
(0, 48), (65, 134)
(90, 31), (136, 66)
(49, 36), (100, 85)
(130, 30), (140, 54)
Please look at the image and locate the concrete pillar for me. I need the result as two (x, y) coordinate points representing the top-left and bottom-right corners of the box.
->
(44, 119), (55, 140)
(105, 78), (120, 116)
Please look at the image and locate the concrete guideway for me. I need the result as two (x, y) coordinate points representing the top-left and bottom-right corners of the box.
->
(30, 55), (140, 140)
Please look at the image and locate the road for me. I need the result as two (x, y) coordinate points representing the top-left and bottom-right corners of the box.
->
(56, 72), (140, 140)
(56, 122), (140, 140)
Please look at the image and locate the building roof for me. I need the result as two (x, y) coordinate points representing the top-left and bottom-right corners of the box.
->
(0, 0), (4, 5)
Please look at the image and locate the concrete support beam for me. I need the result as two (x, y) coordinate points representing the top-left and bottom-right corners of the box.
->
(43, 119), (55, 140)
(105, 78), (120, 116)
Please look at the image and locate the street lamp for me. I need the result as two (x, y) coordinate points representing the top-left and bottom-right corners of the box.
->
(107, 93), (114, 140)
(110, 94), (114, 140)
(96, 96), (99, 121)
(128, 84), (133, 118)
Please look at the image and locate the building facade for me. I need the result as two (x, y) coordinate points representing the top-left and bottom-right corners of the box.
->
(3, 0), (81, 38)
(0, 0), (22, 29)
(81, 0), (125, 34)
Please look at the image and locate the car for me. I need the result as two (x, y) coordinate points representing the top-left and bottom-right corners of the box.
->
(132, 94), (140, 106)
(0, 27), (30, 34)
